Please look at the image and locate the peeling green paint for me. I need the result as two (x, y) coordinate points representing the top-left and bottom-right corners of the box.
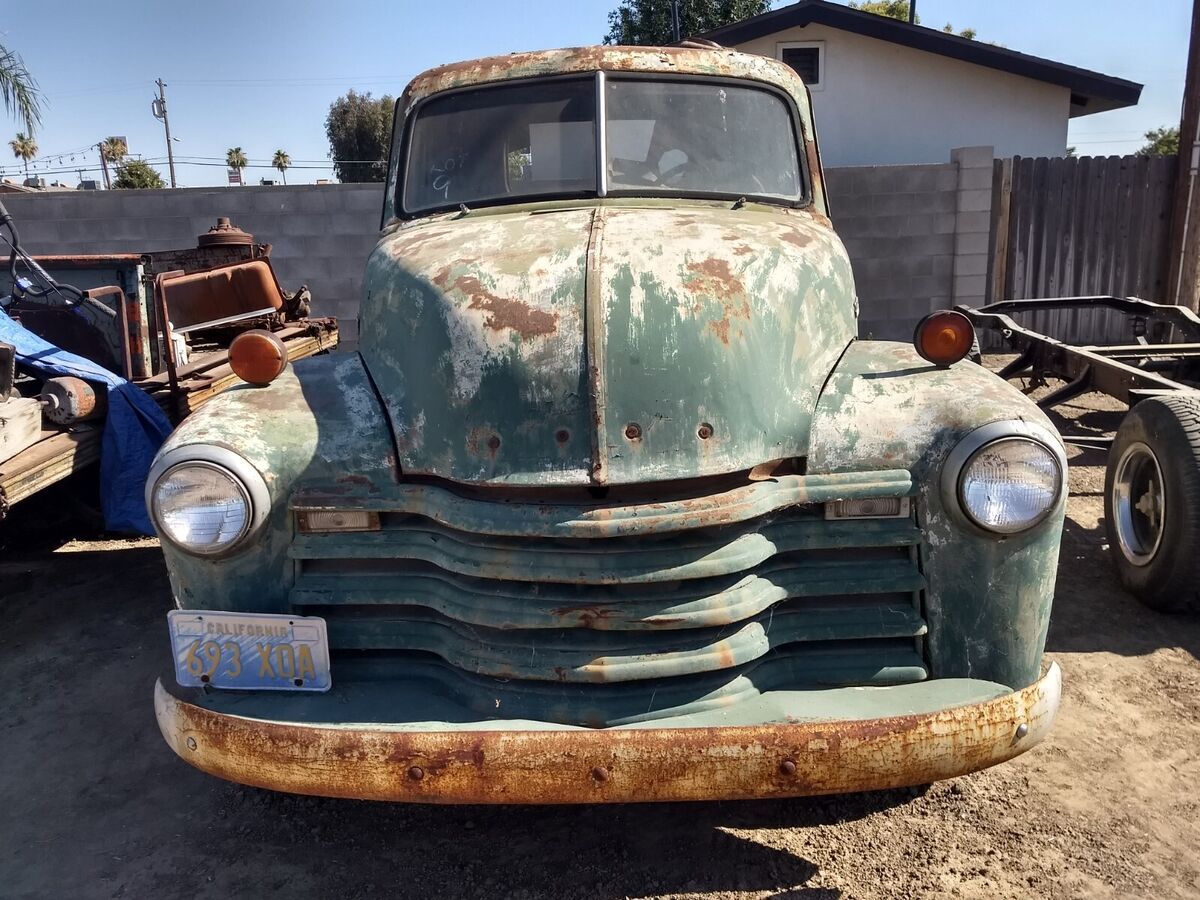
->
(360, 201), (853, 485)
(808, 341), (1065, 688)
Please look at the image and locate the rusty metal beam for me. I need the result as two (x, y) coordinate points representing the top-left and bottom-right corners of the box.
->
(960, 303), (1200, 404)
(154, 664), (1060, 804)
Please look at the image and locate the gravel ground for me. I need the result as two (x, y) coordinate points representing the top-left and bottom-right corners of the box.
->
(2, 377), (1199, 900)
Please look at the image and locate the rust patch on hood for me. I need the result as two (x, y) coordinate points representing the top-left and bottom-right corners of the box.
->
(685, 258), (742, 297)
(433, 267), (559, 338)
(684, 258), (751, 346)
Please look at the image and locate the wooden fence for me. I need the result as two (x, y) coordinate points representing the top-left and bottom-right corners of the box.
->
(988, 154), (1177, 344)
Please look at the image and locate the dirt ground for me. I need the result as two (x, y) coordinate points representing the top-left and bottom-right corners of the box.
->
(3, 377), (1200, 900)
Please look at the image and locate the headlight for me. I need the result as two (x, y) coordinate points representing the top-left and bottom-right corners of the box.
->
(151, 462), (251, 554)
(957, 437), (1062, 533)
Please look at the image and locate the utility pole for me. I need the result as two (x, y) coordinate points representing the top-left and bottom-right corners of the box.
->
(908, 0), (917, 24)
(151, 78), (178, 188)
(670, 0), (682, 42)
(1168, 0), (1200, 311)
(96, 143), (111, 189)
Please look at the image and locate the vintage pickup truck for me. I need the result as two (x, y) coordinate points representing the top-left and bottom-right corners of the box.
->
(148, 45), (1065, 803)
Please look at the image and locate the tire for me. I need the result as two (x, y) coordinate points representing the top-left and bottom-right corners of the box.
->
(1103, 394), (1200, 611)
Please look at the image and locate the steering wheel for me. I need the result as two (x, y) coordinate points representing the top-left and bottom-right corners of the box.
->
(611, 157), (659, 184)
(660, 157), (696, 186)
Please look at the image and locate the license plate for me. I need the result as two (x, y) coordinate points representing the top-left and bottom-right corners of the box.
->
(167, 610), (332, 692)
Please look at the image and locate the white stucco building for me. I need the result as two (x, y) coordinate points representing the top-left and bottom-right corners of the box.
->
(702, 0), (1141, 167)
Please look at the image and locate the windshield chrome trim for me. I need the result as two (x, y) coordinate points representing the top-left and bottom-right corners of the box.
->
(596, 71), (608, 199)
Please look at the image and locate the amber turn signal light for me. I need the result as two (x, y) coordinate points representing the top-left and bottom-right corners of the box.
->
(229, 329), (288, 386)
(913, 310), (975, 367)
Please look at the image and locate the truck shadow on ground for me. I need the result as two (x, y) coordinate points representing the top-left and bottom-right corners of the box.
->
(1045, 514), (1200, 660)
(207, 780), (911, 897)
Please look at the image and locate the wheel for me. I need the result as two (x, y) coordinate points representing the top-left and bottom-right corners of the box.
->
(1103, 394), (1200, 611)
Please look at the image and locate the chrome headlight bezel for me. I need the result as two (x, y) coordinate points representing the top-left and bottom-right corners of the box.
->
(940, 421), (1066, 536)
(146, 445), (271, 557)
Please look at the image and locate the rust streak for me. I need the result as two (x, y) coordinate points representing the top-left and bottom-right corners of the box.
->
(433, 268), (558, 338)
(684, 258), (743, 297)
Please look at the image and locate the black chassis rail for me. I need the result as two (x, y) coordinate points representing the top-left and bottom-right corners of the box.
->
(959, 296), (1200, 404)
(959, 296), (1200, 450)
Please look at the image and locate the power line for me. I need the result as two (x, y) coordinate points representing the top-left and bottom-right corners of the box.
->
(144, 155), (382, 165)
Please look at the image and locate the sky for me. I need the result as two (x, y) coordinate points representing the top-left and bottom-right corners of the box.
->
(0, 0), (1192, 187)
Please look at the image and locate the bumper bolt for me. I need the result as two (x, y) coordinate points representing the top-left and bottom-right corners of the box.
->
(591, 766), (610, 783)
(779, 759), (797, 776)
(555, 429), (570, 444)
(1015, 723), (1029, 740)
(487, 435), (501, 451)
(624, 423), (642, 441)
(697, 423), (714, 440)
(185, 737), (198, 751)
(407, 766), (425, 782)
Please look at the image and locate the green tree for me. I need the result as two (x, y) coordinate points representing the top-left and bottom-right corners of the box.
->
(849, 0), (915, 20)
(0, 45), (41, 135)
(324, 90), (393, 183)
(9, 132), (36, 177)
(849, 1), (977, 39)
(1137, 126), (1180, 157)
(112, 159), (165, 189)
(604, 0), (771, 45)
(225, 146), (248, 184)
(272, 149), (291, 184)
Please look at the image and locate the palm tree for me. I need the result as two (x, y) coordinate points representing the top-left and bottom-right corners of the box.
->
(0, 45), (41, 135)
(99, 137), (127, 165)
(98, 137), (127, 189)
(9, 132), (36, 177)
(225, 146), (248, 185)
(272, 149), (291, 184)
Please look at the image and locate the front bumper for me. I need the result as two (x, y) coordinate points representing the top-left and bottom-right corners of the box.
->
(155, 663), (1060, 804)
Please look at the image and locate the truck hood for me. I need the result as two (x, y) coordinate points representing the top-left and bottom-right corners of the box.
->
(358, 203), (856, 485)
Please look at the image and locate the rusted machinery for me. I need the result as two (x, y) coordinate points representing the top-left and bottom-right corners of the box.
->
(0, 217), (338, 522)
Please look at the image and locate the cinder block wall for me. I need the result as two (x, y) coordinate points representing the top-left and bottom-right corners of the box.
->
(823, 146), (994, 339)
(826, 163), (952, 339)
(0, 184), (384, 344)
(0, 148), (992, 346)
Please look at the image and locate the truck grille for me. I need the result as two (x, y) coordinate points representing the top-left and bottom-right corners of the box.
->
(288, 471), (927, 727)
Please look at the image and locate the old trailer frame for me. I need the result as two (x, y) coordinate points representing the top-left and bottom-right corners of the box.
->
(960, 296), (1200, 449)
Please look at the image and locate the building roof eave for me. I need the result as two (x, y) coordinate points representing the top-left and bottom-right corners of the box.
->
(700, 0), (1143, 114)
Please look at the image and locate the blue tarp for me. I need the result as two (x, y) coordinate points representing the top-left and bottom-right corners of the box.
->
(0, 310), (173, 534)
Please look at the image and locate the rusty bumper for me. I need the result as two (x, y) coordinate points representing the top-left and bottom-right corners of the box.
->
(155, 663), (1060, 804)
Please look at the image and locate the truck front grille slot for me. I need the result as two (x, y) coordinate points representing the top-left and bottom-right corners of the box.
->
(288, 474), (927, 726)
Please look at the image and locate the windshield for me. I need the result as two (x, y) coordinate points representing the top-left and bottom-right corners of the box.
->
(605, 79), (801, 201)
(401, 75), (805, 215)
(405, 78), (597, 214)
